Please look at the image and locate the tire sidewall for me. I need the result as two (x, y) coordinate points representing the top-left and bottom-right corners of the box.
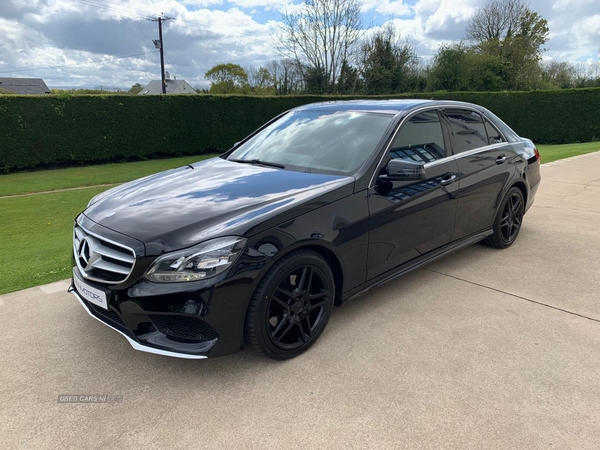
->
(494, 187), (525, 248)
(248, 251), (335, 360)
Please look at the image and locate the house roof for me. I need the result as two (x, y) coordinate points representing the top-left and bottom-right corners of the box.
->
(0, 78), (51, 94)
(139, 79), (195, 95)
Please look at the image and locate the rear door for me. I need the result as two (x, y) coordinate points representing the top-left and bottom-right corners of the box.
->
(367, 109), (459, 280)
(442, 108), (516, 241)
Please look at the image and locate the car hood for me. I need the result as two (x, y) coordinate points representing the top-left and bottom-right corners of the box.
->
(84, 157), (353, 254)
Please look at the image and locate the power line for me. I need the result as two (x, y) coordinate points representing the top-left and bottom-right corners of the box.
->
(8, 0), (215, 82)
(0, 51), (158, 74)
(71, 0), (210, 35)
(138, 20), (153, 42)
(70, 0), (152, 20)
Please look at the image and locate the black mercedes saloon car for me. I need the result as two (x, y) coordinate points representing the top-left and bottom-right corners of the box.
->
(69, 99), (541, 360)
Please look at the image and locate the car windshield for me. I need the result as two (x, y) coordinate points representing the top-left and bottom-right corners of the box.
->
(227, 110), (393, 174)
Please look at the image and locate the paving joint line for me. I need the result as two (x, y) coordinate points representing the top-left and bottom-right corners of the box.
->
(423, 267), (600, 324)
(541, 179), (600, 187)
(531, 204), (600, 215)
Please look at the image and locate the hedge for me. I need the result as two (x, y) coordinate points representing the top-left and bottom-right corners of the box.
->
(0, 88), (599, 172)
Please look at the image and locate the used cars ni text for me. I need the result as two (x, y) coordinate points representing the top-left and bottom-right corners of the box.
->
(69, 100), (541, 360)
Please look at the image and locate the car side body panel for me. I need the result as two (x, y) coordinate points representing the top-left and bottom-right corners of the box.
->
(247, 189), (371, 295)
(366, 157), (460, 280)
(451, 144), (517, 241)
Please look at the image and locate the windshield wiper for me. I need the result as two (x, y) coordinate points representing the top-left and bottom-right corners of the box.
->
(228, 158), (285, 169)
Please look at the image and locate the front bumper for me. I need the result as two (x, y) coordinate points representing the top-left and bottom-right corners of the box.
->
(69, 248), (269, 358)
(69, 287), (208, 359)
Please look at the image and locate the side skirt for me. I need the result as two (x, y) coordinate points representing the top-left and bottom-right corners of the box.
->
(341, 229), (493, 303)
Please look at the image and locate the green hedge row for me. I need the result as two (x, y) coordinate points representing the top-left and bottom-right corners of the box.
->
(1, 88), (599, 172)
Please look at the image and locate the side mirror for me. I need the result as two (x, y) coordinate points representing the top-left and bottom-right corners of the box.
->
(382, 159), (426, 181)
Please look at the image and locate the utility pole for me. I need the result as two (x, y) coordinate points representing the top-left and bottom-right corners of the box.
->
(150, 14), (173, 94)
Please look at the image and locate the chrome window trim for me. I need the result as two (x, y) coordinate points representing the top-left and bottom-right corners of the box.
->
(73, 220), (137, 285)
(422, 157), (453, 170)
(423, 142), (509, 169)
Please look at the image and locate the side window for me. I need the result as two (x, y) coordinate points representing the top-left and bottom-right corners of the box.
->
(390, 111), (446, 164)
(484, 118), (506, 145)
(444, 109), (488, 153)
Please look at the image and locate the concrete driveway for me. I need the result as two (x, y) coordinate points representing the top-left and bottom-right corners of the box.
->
(1, 152), (600, 449)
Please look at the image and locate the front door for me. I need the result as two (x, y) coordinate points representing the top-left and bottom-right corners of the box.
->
(367, 109), (460, 280)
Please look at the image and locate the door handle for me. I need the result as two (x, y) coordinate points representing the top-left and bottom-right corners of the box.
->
(440, 174), (457, 186)
(496, 155), (507, 164)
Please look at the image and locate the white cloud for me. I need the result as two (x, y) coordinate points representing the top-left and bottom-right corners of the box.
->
(226, 0), (284, 8)
(0, 0), (598, 88)
(362, 0), (411, 16)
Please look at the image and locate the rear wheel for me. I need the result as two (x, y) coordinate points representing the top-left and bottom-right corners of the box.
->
(245, 250), (335, 360)
(484, 187), (525, 249)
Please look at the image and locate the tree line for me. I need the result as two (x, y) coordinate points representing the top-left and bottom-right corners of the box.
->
(203, 0), (600, 95)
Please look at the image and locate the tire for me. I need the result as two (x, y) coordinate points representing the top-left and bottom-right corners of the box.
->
(483, 187), (525, 249)
(245, 250), (335, 360)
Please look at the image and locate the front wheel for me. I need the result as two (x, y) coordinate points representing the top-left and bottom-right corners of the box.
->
(483, 187), (525, 249)
(245, 250), (335, 360)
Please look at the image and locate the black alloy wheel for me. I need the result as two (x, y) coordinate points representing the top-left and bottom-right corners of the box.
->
(484, 187), (525, 249)
(245, 250), (335, 359)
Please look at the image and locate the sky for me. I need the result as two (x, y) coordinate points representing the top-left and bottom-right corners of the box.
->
(0, 0), (598, 89)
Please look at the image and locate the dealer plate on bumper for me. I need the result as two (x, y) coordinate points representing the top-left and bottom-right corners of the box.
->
(73, 268), (108, 310)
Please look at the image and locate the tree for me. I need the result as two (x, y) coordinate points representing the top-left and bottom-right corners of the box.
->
(427, 43), (504, 92)
(265, 59), (306, 95)
(465, 0), (549, 90)
(358, 24), (419, 95)
(277, 0), (362, 93)
(466, 0), (527, 44)
(303, 66), (330, 93)
(465, 51), (505, 91)
(336, 59), (360, 94)
(542, 61), (575, 89)
(572, 61), (600, 88)
(204, 63), (249, 94)
(427, 43), (471, 91)
(246, 66), (276, 95)
(128, 83), (143, 95)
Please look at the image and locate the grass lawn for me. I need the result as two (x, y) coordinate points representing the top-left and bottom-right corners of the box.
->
(0, 143), (598, 296)
(0, 187), (106, 294)
(0, 154), (217, 197)
(537, 142), (600, 164)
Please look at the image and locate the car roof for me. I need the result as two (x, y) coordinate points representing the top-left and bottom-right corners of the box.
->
(292, 99), (522, 142)
(294, 99), (434, 114)
(294, 99), (495, 115)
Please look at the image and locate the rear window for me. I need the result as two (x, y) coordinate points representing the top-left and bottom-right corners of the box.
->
(484, 118), (506, 145)
(444, 109), (489, 153)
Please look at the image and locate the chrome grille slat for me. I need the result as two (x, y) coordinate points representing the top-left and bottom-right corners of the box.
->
(94, 245), (135, 264)
(73, 222), (136, 285)
(92, 258), (131, 275)
(75, 227), (86, 241)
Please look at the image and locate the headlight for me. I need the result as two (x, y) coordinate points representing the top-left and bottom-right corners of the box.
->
(145, 237), (246, 283)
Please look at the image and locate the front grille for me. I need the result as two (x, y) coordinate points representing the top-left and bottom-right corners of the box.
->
(73, 222), (135, 285)
(85, 300), (128, 332)
(149, 315), (218, 342)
